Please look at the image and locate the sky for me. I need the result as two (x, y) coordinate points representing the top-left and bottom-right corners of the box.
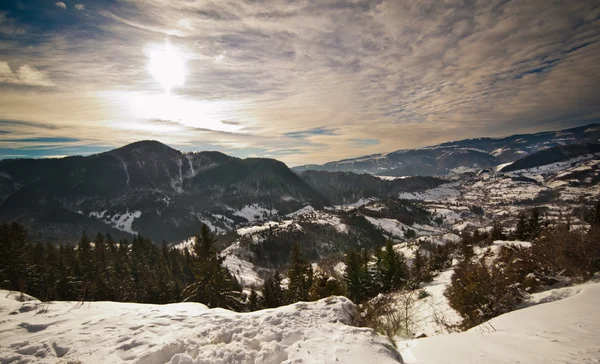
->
(0, 0), (599, 166)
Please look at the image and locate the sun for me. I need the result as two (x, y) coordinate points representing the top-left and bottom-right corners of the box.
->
(148, 41), (185, 94)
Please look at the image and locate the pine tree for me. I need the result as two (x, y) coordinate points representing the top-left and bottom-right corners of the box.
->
(375, 240), (408, 292)
(528, 208), (542, 240)
(490, 220), (505, 242)
(248, 288), (259, 311)
(344, 249), (373, 303)
(262, 271), (285, 308)
(184, 224), (245, 310)
(410, 248), (431, 288)
(592, 201), (600, 227)
(286, 244), (313, 303)
(514, 212), (528, 240)
(0, 222), (33, 292)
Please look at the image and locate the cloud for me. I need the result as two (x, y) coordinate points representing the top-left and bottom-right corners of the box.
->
(75, 4), (85, 10)
(4, 137), (80, 143)
(351, 139), (380, 147)
(284, 127), (338, 139)
(55, 2), (66, 9)
(0, 62), (54, 87)
(220, 120), (242, 126)
(0, 0), (599, 164)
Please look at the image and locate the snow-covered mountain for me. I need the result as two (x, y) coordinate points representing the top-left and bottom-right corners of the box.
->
(293, 123), (600, 176)
(212, 148), (600, 287)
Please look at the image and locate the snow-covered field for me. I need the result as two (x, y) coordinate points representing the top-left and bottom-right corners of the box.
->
(233, 204), (278, 223)
(0, 293), (401, 364)
(89, 210), (142, 234)
(399, 281), (600, 364)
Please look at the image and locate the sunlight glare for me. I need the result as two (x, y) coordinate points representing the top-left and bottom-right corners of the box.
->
(148, 41), (185, 94)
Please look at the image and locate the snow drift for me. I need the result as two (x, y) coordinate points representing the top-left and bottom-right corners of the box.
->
(400, 281), (600, 364)
(0, 293), (401, 364)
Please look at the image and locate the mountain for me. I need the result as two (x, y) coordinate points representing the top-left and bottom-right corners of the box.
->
(0, 141), (327, 243)
(299, 170), (445, 204)
(293, 123), (600, 176)
(500, 143), (600, 172)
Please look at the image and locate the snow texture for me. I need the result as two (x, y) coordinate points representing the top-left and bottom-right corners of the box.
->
(0, 293), (402, 364)
(89, 210), (142, 234)
(233, 204), (278, 223)
(399, 281), (600, 364)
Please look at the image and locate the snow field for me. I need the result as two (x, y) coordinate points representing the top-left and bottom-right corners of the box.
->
(399, 281), (600, 364)
(0, 293), (402, 364)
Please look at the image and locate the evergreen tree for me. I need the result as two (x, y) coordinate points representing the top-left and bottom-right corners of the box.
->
(490, 220), (506, 242)
(0, 222), (33, 292)
(375, 240), (408, 292)
(248, 288), (260, 311)
(592, 201), (600, 227)
(262, 271), (285, 308)
(528, 208), (542, 240)
(514, 212), (528, 240)
(184, 224), (245, 310)
(410, 248), (432, 288)
(286, 244), (313, 303)
(344, 249), (373, 303)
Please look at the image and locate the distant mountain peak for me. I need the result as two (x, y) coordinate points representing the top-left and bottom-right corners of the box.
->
(111, 140), (179, 155)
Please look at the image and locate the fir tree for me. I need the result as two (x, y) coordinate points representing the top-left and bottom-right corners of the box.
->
(286, 244), (313, 303)
(528, 208), (542, 240)
(375, 240), (408, 292)
(262, 271), (285, 308)
(514, 212), (528, 240)
(248, 288), (259, 311)
(490, 220), (506, 242)
(344, 249), (373, 303)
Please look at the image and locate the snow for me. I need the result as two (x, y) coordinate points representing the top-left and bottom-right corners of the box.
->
(365, 217), (442, 240)
(333, 197), (377, 211)
(399, 281), (600, 364)
(365, 216), (408, 238)
(285, 205), (315, 218)
(0, 292), (402, 364)
(333, 262), (346, 276)
(89, 210), (108, 219)
(233, 204), (278, 223)
(222, 252), (263, 288)
(88, 210), (142, 234)
(111, 210), (142, 234)
(398, 183), (461, 202)
(312, 211), (349, 233)
(401, 269), (462, 337)
(376, 175), (411, 180)
(237, 220), (296, 236)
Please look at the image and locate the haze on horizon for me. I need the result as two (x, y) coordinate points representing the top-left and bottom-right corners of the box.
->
(0, 0), (599, 166)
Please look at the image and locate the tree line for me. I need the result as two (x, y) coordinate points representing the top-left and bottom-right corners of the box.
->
(0, 224), (245, 310)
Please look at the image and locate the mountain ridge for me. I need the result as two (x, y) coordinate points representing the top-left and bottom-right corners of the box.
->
(293, 123), (600, 176)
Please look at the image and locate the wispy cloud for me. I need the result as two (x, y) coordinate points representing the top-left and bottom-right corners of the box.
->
(0, 0), (598, 164)
(284, 127), (338, 139)
(0, 62), (54, 87)
(54, 2), (66, 10)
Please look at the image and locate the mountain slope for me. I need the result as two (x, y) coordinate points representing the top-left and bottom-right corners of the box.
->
(500, 143), (600, 172)
(0, 141), (327, 242)
(299, 170), (445, 204)
(400, 282), (600, 364)
(293, 123), (600, 176)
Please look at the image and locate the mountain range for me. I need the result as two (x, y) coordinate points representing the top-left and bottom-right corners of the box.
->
(293, 123), (600, 176)
(1, 123), (599, 243)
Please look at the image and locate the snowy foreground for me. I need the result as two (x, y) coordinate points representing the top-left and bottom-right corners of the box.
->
(400, 281), (600, 364)
(0, 293), (400, 364)
(2, 283), (600, 364)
